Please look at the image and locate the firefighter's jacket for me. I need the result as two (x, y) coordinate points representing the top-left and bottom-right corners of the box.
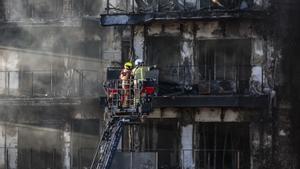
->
(120, 68), (132, 87)
(132, 66), (149, 81)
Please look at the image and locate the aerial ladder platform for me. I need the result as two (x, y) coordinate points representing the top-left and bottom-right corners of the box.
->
(90, 75), (157, 169)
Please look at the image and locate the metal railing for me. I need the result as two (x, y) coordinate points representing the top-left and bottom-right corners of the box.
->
(0, 70), (101, 98)
(0, 147), (18, 169)
(79, 148), (243, 169)
(106, 65), (265, 96)
(1, 0), (91, 22)
(18, 148), (59, 169)
(0, 147), (59, 169)
(192, 149), (242, 169)
(78, 148), (158, 169)
(105, 0), (254, 14)
(158, 64), (263, 95)
(104, 78), (157, 112)
(0, 147), (244, 169)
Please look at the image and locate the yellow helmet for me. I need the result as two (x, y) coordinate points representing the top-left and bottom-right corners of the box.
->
(124, 62), (133, 69)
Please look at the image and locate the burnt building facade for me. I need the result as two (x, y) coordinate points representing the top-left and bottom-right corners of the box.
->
(100, 0), (298, 169)
(0, 0), (299, 169)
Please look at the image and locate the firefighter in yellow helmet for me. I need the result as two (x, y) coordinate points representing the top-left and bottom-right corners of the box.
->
(119, 61), (133, 107)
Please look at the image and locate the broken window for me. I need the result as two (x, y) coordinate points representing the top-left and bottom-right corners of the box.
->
(146, 36), (182, 94)
(146, 38), (251, 95)
(121, 40), (131, 63)
(122, 119), (181, 169)
(3, 0), (63, 20)
(72, 0), (101, 16)
(18, 124), (62, 169)
(27, 0), (63, 19)
(71, 119), (100, 169)
(194, 123), (250, 169)
(195, 39), (251, 94)
(2, 0), (101, 20)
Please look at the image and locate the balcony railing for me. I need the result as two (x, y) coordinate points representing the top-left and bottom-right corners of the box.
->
(80, 148), (243, 169)
(105, 0), (256, 14)
(106, 64), (265, 96)
(1, 0), (90, 23)
(0, 70), (101, 98)
(0, 147), (245, 169)
(158, 65), (257, 95)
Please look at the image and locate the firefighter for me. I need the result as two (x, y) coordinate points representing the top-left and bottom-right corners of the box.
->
(132, 59), (156, 84)
(119, 61), (133, 107)
(132, 59), (145, 80)
(132, 59), (147, 106)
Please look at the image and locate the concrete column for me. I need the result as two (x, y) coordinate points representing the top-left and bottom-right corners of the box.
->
(181, 24), (195, 85)
(63, 123), (71, 169)
(133, 26), (145, 59)
(152, 121), (158, 150)
(181, 124), (194, 169)
(0, 124), (18, 169)
(249, 122), (260, 169)
(249, 121), (273, 169)
(250, 39), (265, 94)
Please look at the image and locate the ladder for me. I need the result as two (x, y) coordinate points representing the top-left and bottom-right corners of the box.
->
(89, 117), (127, 169)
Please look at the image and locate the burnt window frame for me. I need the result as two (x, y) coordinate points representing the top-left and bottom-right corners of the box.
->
(3, 0), (63, 20)
(194, 122), (251, 169)
(194, 38), (252, 94)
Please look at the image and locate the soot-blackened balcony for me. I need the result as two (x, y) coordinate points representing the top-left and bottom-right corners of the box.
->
(101, 0), (268, 26)
(105, 64), (269, 109)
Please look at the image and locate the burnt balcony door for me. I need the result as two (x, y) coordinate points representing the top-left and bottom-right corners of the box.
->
(122, 119), (181, 169)
(146, 36), (181, 83)
(195, 39), (252, 94)
(194, 123), (250, 169)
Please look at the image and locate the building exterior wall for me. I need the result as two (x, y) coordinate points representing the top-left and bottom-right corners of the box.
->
(0, 0), (299, 169)
(108, 13), (278, 168)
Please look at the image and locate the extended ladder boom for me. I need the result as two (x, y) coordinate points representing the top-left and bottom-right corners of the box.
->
(90, 118), (125, 169)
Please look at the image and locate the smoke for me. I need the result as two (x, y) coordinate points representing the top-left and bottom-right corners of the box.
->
(0, 0), (106, 97)
(0, 1), (106, 168)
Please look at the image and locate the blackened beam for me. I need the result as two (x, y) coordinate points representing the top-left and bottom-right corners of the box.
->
(100, 10), (268, 26)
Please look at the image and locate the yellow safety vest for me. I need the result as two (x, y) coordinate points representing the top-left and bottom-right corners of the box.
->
(132, 66), (149, 81)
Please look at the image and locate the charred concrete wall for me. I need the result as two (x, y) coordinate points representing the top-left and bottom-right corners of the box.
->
(272, 0), (300, 168)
